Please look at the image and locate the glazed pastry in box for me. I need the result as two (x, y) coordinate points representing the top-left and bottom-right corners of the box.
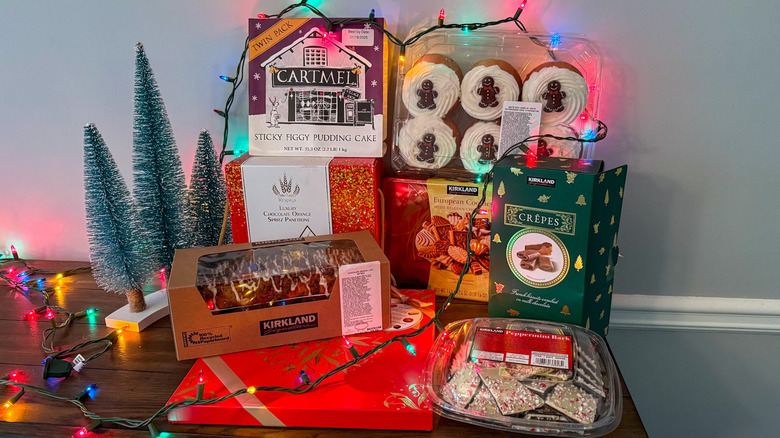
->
(168, 231), (390, 360)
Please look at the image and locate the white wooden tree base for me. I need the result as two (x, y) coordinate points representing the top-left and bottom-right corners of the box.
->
(105, 288), (169, 332)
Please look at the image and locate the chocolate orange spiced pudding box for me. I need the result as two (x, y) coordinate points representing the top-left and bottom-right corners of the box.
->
(488, 155), (627, 336)
(168, 231), (390, 360)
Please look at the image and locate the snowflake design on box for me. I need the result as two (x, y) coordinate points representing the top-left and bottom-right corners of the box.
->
(252, 95), (257, 101)
(374, 45), (379, 52)
(255, 23), (261, 29)
(364, 22), (372, 30)
(253, 72), (261, 80)
(371, 80), (378, 87)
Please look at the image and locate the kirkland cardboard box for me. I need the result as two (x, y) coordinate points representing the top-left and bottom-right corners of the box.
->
(488, 155), (627, 336)
(168, 231), (391, 360)
(225, 155), (382, 244)
(384, 177), (492, 302)
(248, 17), (387, 157)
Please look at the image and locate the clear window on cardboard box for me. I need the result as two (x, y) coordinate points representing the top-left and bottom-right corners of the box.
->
(196, 240), (364, 314)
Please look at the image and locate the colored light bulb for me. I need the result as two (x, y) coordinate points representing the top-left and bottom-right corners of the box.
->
(438, 9), (445, 26)
(299, 370), (311, 385)
(55, 273), (63, 280)
(45, 308), (55, 319)
(2, 389), (24, 411)
(462, 25), (470, 34)
(400, 338), (416, 356)
(551, 33), (561, 50)
(10, 245), (18, 260)
(520, 0), (528, 9)
(86, 308), (98, 315)
(198, 369), (205, 384)
(247, 386), (257, 394)
(369, 9), (375, 21)
(257, 13), (266, 19)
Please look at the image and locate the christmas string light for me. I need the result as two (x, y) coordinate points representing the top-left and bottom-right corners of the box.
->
(2, 388), (24, 411)
(0, 1), (609, 431)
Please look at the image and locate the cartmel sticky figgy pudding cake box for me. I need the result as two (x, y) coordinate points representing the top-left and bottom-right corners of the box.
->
(488, 155), (627, 336)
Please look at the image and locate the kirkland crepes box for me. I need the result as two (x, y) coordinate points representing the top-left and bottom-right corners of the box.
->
(384, 177), (492, 302)
(225, 155), (382, 244)
(248, 17), (387, 157)
(168, 231), (391, 360)
(488, 155), (627, 336)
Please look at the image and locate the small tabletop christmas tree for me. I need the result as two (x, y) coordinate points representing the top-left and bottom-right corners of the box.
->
(83, 123), (153, 312)
(132, 42), (191, 273)
(189, 129), (231, 247)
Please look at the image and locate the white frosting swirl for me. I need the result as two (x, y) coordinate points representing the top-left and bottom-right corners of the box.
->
(398, 115), (457, 170)
(402, 61), (461, 118)
(460, 122), (501, 174)
(522, 66), (588, 126)
(460, 64), (520, 120)
(537, 124), (581, 158)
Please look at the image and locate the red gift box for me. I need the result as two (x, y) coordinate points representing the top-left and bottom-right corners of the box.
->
(167, 289), (435, 431)
(226, 155), (382, 244)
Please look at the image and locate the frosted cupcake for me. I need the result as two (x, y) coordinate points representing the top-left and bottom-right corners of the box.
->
(460, 59), (522, 121)
(522, 62), (588, 126)
(460, 121), (501, 174)
(402, 54), (463, 118)
(398, 115), (460, 170)
(536, 124), (581, 158)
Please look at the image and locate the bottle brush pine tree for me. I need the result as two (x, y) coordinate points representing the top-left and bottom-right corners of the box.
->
(83, 123), (153, 312)
(132, 42), (191, 273)
(189, 129), (232, 247)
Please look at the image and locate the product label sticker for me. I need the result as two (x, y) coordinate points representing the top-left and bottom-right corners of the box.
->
(342, 29), (374, 46)
(470, 327), (573, 370)
(498, 101), (542, 157)
(339, 261), (382, 335)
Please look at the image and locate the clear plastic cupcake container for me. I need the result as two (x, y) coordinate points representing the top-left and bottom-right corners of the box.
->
(392, 24), (602, 178)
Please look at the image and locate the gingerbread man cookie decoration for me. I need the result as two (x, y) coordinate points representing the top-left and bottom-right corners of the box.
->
(416, 133), (439, 164)
(477, 76), (500, 108)
(537, 138), (553, 157)
(416, 79), (438, 110)
(542, 80), (567, 112)
(477, 134), (497, 163)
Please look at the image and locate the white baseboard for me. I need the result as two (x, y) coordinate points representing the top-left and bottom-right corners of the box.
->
(610, 294), (780, 334)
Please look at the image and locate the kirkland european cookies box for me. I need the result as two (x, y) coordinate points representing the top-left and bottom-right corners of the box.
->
(168, 231), (391, 360)
(488, 156), (627, 336)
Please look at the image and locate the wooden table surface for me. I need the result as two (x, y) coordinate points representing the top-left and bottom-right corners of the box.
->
(0, 261), (647, 437)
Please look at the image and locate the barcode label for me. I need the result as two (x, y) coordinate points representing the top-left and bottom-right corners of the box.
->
(531, 351), (569, 369)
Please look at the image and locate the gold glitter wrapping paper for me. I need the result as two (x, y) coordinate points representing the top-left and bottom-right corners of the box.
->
(225, 156), (381, 244)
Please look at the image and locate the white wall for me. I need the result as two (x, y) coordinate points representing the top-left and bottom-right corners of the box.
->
(4, 0), (779, 300)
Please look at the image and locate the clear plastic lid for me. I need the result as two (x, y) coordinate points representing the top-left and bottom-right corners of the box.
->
(392, 25), (602, 178)
(195, 240), (364, 314)
(424, 318), (621, 436)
